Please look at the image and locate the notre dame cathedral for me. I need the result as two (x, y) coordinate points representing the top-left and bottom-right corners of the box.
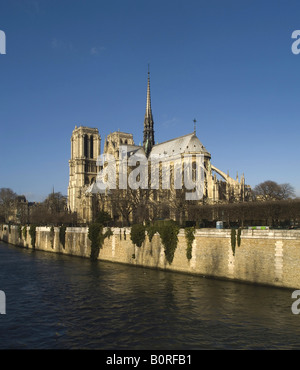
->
(67, 71), (251, 224)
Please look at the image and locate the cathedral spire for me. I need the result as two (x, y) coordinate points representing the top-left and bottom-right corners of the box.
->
(143, 66), (155, 157)
(146, 65), (152, 117)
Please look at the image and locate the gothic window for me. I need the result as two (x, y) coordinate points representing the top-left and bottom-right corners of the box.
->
(90, 135), (94, 159)
(84, 135), (88, 158)
(170, 165), (174, 189)
(192, 161), (197, 182)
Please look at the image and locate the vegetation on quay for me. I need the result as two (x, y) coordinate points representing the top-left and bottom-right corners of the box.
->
(88, 224), (113, 261)
(88, 211), (113, 261)
(130, 220), (180, 265)
(59, 225), (66, 249)
(50, 226), (55, 248)
(231, 229), (236, 256)
(231, 227), (242, 256)
(29, 225), (36, 249)
(18, 225), (22, 239)
(130, 224), (146, 248)
(185, 227), (195, 261)
(22, 226), (27, 240)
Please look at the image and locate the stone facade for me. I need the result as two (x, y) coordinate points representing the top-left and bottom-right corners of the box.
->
(1, 225), (300, 289)
(67, 125), (101, 223)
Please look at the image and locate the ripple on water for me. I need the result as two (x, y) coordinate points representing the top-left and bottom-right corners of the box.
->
(0, 242), (300, 349)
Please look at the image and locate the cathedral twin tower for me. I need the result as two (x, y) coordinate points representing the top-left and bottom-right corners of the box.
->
(67, 69), (155, 220)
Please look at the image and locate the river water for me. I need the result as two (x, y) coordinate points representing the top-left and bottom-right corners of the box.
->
(0, 241), (300, 350)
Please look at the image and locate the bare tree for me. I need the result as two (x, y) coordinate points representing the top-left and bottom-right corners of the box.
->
(44, 192), (67, 214)
(253, 180), (295, 201)
(107, 187), (153, 226)
(0, 188), (17, 222)
(29, 191), (76, 226)
(279, 183), (296, 200)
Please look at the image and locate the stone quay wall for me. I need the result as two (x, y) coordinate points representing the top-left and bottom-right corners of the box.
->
(1, 225), (300, 289)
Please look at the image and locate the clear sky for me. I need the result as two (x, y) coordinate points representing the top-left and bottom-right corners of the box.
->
(1, 0), (300, 201)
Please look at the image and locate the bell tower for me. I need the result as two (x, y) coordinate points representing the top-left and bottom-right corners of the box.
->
(67, 125), (101, 218)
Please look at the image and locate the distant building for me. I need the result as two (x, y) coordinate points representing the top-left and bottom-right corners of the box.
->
(8, 195), (29, 224)
(68, 71), (251, 224)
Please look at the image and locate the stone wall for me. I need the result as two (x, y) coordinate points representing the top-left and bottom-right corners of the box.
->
(1, 225), (300, 289)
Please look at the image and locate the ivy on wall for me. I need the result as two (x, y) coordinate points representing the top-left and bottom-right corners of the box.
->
(185, 227), (195, 261)
(131, 221), (180, 265)
(88, 224), (113, 261)
(50, 226), (55, 248)
(146, 224), (158, 242)
(29, 225), (36, 249)
(18, 225), (22, 239)
(160, 222), (180, 264)
(237, 228), (242, 247)
(231, 228), (236, 256)
(59, 225), (66, 249)
(106, 227), (113, 240)
(130, 224), (146, 248)
(231, 228), (242, 256)
(22, 226), (27, 240)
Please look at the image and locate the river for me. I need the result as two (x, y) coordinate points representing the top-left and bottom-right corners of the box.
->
(0, 241), (299, 350)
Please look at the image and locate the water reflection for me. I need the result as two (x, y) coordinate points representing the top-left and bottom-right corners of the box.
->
(0, 242), (299, 349)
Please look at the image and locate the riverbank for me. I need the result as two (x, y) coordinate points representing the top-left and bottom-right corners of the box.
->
(1, 225), (300, 289)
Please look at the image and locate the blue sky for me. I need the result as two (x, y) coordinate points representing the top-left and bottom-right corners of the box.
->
(0, 0), (300, 201)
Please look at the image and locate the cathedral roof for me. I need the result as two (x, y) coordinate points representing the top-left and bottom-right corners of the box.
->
(122, 144), (145, 158)
(150, 133), (211, 158)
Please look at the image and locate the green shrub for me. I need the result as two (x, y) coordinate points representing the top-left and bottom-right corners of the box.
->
(130, 224), (146, 248)
(18, 225), (22, 239)
(159, 221), (180, 265)
(89, 223), (103, 260)
(29, 225), (36, 249)
(237, 227), (242, 247)
(144, 220), (180, 264)
(50, 226), (55, 248)
(22, 226), (27, 240)
(94, 211), (112, 226)
(59, 225), (66, 248)
(185, 227), (195, 261)
(106, 227), (113, 239)
(146, 224), (158, 242)
(88, 223), (113, 261)
(231, 228), (236, 256)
